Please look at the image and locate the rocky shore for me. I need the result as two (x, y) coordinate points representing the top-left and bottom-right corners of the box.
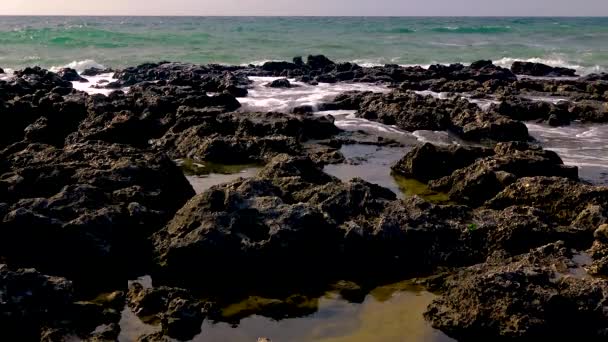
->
(1, 56), (608, 341)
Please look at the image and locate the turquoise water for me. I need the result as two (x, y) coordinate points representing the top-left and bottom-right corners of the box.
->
(0, 16), (607, 73)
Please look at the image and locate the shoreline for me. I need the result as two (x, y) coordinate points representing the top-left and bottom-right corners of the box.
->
(1, 55), (608, 341)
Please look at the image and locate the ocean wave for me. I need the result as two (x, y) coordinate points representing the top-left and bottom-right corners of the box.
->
(386, 27), (416, 34)
(494, 57), (604, 75)
(431, 26), (512, 34)
(50, 60), (106, 73)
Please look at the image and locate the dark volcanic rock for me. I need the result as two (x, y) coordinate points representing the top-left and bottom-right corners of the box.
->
(0, 265), (74, 340)
(355, 91), (455, 131)
(0, 141), (195, 284)
(392, 143), (494, 182)
(511, 61), (578, 77)
(152, 111), (340, 163)
(152, 154), (400, 281)
(67, 83), (241, 147)
(428, 61), (517, 83)
(493, 96), (608, 126)
(81, 67), (112, 77)
(429, 142), (578, 206)
(128, 283), (207, 341)
(265, 78), (292, 88)
(307, 55), (336, 70)
(487, 176), (608, 228)
(57, 68), (88, 83)
(0, 67), (79, 147)
(325, 90), (530, 142)
(425, 242), (608, 340)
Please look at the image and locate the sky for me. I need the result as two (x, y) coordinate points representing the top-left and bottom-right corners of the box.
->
(2, 0), (608, 16)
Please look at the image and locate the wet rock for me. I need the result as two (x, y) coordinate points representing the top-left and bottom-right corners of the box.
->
(0, 265), (74, 340)
(81, 67), (112, 77)
(265, 78), (292, 88)
(487, 176), (608, 227)
(392, 143), (494, 182)
(326, 90), (530, 141)
(261, 61), (300, 73)
(448, 108), (531, 142)
(0, 67), (77, 147)
(127, 283), (208, 341)
(152, 111), (340, 163)
(429, 142), (578, 206)
(67, 84), (241, 147)
(595, 224), (608, 244)
(493, 96), (570, 122)
(57, 68), (88, 83)
(428, 61), (517, 83)
(425, 242), (608, 340)
(307, 55), (335, 70)
(0, 141), (195, 284)
(511, 61), (577, 77)
(0, 67), (4, 74)
(152, 154), (397, 280)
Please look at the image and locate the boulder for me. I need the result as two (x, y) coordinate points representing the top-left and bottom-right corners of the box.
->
(152, 154), (398, 281)
(81, 67), (112, 77)
(261, 61), (300, 73)
(391, 143), (494, 182)
(306, 55), (336, 70)
(511, 61), (577, 77)
(57, 68), (88, 83)
(265, 78), (292, 88)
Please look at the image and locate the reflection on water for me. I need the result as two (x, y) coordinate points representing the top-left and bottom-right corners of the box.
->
(324, 144), (451, 203)
(393, 175), (452, 204)
(176, 159), (262, 194)
(195, 281), (453, 342)
(324, 144), (407, 198)
(118, 277), (454, 342)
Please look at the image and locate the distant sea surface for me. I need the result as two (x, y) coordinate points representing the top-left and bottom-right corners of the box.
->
(1, 16), (607, 73)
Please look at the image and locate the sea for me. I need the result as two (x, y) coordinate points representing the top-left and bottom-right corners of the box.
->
(0, 16), (607, 74)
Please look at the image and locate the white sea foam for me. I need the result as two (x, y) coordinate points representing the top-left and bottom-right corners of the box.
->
(239, 77), (390, 113)
(527, 122), (608, 183)
(71, 73), (123, 96)
(51, 59), (107, 74)
(494, 57), (605, 75)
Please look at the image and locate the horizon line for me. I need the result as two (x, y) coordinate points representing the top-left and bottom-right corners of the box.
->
(1, 15), (608, 18)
